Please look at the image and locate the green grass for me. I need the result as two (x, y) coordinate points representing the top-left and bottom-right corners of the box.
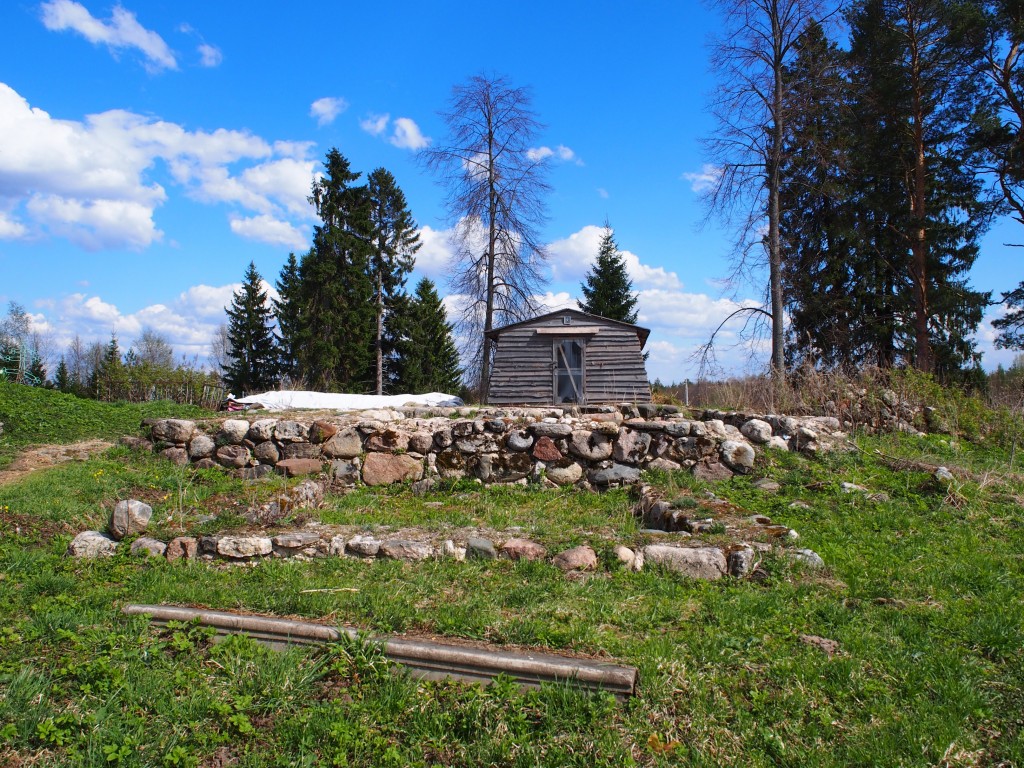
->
(0, 381), (212, 467)
(0, 385), (1022, 765)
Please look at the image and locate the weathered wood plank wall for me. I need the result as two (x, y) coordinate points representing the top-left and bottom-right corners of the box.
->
(487, 311), (652, 405)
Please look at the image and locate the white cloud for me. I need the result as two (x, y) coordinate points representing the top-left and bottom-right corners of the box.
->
(360, 113), (389, 137)
(25, 195), (161, 250)
(40, 0), (177, 72)
(32, 279), (283, 363)
(527, 144), (582, 165)
(682, 164), (721, 194)
(0, 81), (316, 250)
(389, 117), (430, 150)
(0, 211), (27, 239)
(547, 224), (682, 289)
(414, 225), (455, 280)
(229, 214), (307, 250)
(597, 187), (609, 199)
(533, 291), (576, 312)
(310, 97), (348, 127)
(197, 43), (222, 67)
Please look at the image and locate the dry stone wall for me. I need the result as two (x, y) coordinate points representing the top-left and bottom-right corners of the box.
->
(133, 405), (850, 490)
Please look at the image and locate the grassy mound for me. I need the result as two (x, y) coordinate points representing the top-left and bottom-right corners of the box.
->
(0, 382), (211, 463)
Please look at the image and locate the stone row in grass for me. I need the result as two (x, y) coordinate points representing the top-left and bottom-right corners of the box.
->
(126, 406), (847, 490)
(68, 488), (826, 580)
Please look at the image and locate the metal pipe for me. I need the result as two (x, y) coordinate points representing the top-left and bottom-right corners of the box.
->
(123, 604), (637, 699)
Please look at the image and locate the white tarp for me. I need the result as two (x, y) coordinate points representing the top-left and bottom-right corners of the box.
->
(230, 390), (464, 411)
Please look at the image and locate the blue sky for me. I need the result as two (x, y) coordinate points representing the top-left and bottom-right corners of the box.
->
(0, 0), (1020, 385)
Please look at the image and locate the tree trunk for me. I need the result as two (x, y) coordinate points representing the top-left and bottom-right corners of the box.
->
(375, 270), (383, 396)
(769, 2), (786, 382)
(908, 16), (932, 373)
(481, 102), (497, 404)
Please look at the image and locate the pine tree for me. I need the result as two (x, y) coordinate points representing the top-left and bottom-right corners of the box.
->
(294, 149), (376, 391)
(578, 223), (639, 324)
(844, 0), (992, 377)
(367, 168), (420, 395)
(393, 278), (463, 394)
(223, 262), (279, 396)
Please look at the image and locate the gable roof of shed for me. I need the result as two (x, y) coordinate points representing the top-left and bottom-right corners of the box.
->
(484, 308), (650, 349)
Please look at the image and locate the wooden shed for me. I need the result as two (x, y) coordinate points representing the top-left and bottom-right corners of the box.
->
(484, 309), (652, 405)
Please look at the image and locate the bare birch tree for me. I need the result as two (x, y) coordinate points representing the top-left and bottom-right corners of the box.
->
(421, 74), (551, 400)
(700, 0), (835, 381)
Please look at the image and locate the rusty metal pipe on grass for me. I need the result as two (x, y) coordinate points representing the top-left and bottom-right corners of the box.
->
(123, 603), (637, 699)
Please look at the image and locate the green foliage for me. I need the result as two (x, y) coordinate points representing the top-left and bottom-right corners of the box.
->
(390, 278), (463, 394)
(780, 4), (993, 375)
(577, 222), (638, 325)
(223, 261), (279, 396)
(273, 252), (302, 381)
(291, 149), (377, 392)
(993, 281), (1024, 350)
(368, 167), (420, 395)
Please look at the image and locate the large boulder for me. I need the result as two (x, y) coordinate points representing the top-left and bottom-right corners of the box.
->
(248, 419), (278, 442)
(110, 499), (153, 541)
(568, 430), (614, 461)
(531, 436), (563, 462)
(500, 538), (547, 561)
(160, 447), (189, 466)
(361, 453), (423, 486)
(131, 537), (167, 558)
(274, 420), (308, 443)
(588, 463), (641, 486)
(642, 545), (727, 580)
(613, 429), (652, 464)
(379, 539), (433, 561)
(216, 444), (250, 469)
(321, 428), (363, 459)
(188, 434), (216, 460)
(545, 461), (583, 486)
(68, 531), (118, 558)
(740, 419), (773, 445)
(276, 458), (323, 477)
(217, 536), (273, 559)
(506, 429), (534, 452)
(552, 545), (598, 572)
(165, 536), (198, 561)
(218, 419), (250, 445)
(151, 419), (195, 444)
(719, 441), (755, 474)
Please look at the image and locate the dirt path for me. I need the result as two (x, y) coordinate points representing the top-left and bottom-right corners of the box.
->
(0, 439), (114, 486)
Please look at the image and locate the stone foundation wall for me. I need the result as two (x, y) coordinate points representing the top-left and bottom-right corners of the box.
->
(129, 405), (850, 489)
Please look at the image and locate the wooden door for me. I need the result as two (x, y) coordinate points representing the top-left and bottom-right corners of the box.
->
(553, 339), (585, 404)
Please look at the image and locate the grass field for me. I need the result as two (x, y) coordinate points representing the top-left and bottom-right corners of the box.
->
(0, 383), (1022, 766)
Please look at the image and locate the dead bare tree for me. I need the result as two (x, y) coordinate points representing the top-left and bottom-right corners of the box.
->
(700, 0), (836, 382)
(421, 74), (551, 401)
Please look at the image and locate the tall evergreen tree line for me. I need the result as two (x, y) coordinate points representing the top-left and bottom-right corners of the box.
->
(771, 0), (1008, 381)
(224, 149), (462, 397)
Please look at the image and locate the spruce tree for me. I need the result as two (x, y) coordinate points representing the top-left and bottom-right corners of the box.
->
(223, 262), (279, 396)
(393, 278), (462, 394)
(294, 149), (376, 391)
(578, 223), (639, 324)
(367, 168), (420, 395)
(54, 358), (71, 393)
(273, 252), (302, 381)
(779, 20), (864, 368)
